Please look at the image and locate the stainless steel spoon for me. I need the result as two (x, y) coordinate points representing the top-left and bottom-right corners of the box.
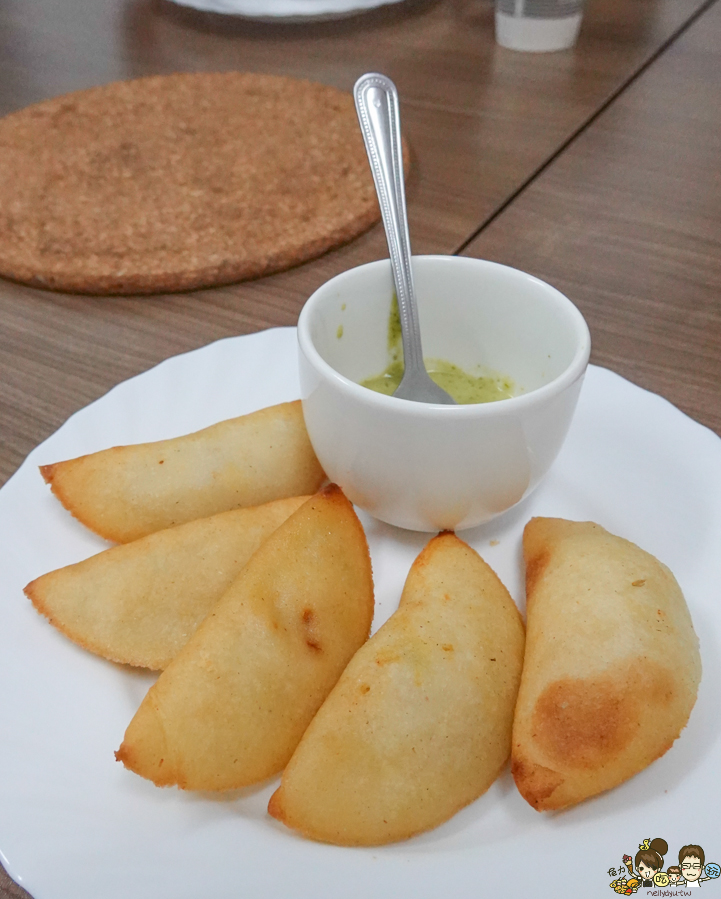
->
(354, 73), (456, 405)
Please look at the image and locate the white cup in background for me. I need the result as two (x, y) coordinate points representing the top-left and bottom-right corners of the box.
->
(495, 0), (585, 52)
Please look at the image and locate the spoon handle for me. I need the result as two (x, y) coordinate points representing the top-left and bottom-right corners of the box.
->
(353, 73), (425, 378)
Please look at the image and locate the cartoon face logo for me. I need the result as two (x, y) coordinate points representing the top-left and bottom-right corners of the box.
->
(609, 839), (717, 892)
(682, 858), (704, 882)
(638, 862), (655, 880)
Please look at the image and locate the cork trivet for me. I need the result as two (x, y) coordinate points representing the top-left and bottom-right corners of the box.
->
(0, 72), (386, 295)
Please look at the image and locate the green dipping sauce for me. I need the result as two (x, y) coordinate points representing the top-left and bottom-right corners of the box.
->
(359, 295), (515, 405)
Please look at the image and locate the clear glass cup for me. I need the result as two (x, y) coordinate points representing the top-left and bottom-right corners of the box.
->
(495, 0), (585, 52)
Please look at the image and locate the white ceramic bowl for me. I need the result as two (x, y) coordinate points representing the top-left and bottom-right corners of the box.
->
(297, 256), (591, 531)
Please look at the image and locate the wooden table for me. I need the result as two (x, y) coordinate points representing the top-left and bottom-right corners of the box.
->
(0, 0), (717, 486)
(1, 0), (719, 895)
(463, 0), (721, 436)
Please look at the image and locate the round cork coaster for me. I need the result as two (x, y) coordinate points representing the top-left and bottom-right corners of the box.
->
(0, 72), (385, 295)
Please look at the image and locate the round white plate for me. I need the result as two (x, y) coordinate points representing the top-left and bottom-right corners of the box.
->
(168, 0), (407, 20)
(1, 328), (720, 899)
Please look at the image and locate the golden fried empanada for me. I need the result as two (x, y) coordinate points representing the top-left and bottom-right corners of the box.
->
(268, 531), (525, 845)
(512, 518), (701, 811)
(116, 485), (373, 791)
(25, 496), (308, 669)
(41, 401), (325, 542)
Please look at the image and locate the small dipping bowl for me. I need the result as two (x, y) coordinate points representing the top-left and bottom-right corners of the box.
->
(297, 256), (591, 532)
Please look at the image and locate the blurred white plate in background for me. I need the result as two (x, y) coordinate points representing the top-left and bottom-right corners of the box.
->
(168, 0), (407, 19)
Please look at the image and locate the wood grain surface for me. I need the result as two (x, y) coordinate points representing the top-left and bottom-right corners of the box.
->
(463, 0), (721, 436)
(0, 0), (711, 487)
(1, 0), (719, 895)
(0, 871), (29, 899)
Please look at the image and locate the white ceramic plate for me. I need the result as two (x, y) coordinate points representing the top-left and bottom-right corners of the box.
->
(1, 328), (720, 899)
(168, 0), (406, 20)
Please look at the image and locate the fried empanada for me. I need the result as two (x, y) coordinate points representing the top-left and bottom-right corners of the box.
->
(25, 496), (308, 669)
(512, 518), (701, 811)
(268, 531), (525, 845)
(116, 485), (373, 791)
(41, 400), (325, 542)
